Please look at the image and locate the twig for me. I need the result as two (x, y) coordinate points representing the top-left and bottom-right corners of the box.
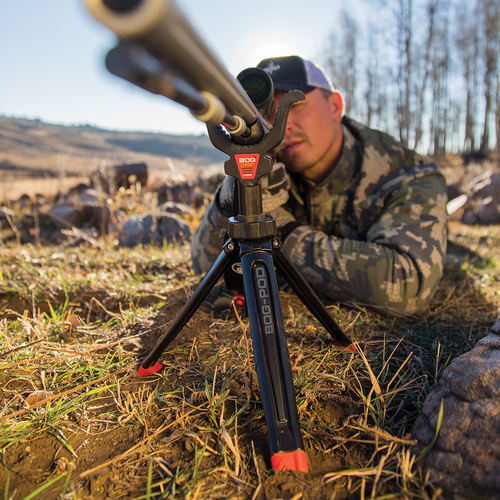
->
(250, 441), (262, 500)
(0, 366), (130, 421)
(351, 420), (417, 446)
(0, 338), (46, 359)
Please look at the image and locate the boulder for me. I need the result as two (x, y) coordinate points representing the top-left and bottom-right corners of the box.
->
(462, 197), (500, 225)
(412, 329), (500, 499)
(459, 172), (500, 224)
(90, 163), (148, 193)
(156, 181), (195, 206)
(118, 213), (190, 247)
(156, 172), (224, 208)
(469, 172), (500, 200)
(160, 201), (195, 218)
(48, 188), (109, 230)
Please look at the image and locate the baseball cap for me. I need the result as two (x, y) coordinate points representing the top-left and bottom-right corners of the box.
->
(257, 55), (335, 94)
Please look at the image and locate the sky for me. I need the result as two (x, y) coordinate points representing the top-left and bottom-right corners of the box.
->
(0, 0), (365, 136)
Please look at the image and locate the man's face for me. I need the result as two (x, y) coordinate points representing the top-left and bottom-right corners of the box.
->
(274, 88), (343, 183)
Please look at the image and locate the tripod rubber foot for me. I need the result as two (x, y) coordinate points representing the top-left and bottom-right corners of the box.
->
(137, 362), (163, 377)
(271, 450), (308, 473)
(233, 294), (245, 306)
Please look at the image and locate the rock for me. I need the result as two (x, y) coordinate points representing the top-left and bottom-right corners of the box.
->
(49, 204), (83, 227)
(492, 319), (500, 334)
(470, 172), (500, 200)
(160, 201), (195, 218)
(461, 172), (500, 224)
(412, 330), (500, 499)
(118, 213), (190, 247)
(156, 181), (195, 206)
(14, 194), (33, 207)
(90, 163), (148, 193)
(463, 197), (500, 225)
(48, 188), (109, 230)
(156, 173), (223, 208)
(157, 214), (190, 244)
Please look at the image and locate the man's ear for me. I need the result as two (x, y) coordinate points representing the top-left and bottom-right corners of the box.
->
(329, 91), (344, 121)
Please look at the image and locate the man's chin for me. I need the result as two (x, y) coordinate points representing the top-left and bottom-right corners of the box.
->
(277, 152), (304, 172)
(279, 161), (307, 176)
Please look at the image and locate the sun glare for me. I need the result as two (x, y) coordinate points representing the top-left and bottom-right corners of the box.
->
(249, 43), (300, 66)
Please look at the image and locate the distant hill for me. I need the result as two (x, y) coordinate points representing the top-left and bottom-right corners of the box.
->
(0, 116), (226, 182)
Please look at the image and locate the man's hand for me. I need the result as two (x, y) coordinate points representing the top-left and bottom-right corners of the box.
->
(261, 162), (290, 213)
(273, 205), (301, 243)
(216, 162), (290, 217)
(261, 163), (301, 242)
(215, 175), (236, 217)
(215, 162), (300, 242)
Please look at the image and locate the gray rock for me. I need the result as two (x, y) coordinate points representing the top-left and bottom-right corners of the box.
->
(492, 319), (500, 334)
(119, 213), (190, 247)
(90, 162), (148, 193)
(412, 330), (500, 499)
(461, 172), (500, 224)
(49, 188), (110, 229)
(160, 201), (195, 218)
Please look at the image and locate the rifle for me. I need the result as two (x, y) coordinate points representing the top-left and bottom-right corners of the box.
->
(83, 0), (352, 473)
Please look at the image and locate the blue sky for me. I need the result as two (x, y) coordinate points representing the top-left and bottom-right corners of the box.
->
(0, 1), (365, 135)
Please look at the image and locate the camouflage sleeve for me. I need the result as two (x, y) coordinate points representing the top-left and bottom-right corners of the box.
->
(281, 172), (448, 316)
(190, 185), (229, 274)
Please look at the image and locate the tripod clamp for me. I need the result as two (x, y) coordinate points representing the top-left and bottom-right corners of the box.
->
(207, 90), (304, 247)
(208, 89), (304, 187)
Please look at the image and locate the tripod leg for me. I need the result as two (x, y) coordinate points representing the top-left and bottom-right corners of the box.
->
(272, 239), (353, 348)
(138, 239), (237, 376)
(240, 241), (308, 472)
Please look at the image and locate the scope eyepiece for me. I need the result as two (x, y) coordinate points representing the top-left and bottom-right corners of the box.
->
(103, 0), (141, 12)
(237, 67), (275, 121)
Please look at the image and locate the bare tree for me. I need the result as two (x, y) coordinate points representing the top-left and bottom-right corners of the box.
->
(479, 0), (500, 151)
(394, 0), (415, 146)
(364, 23), (384, 128)
(497, 68), (500, 153)
(455, 2), (480, 151)
(413, 0), (442, 151)
(431, 6), (452, 154)
(321, 0), (500, 154)
(322, 10), (360, 117)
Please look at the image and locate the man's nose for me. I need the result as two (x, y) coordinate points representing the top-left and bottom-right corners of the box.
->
(285, 114), (295, 134)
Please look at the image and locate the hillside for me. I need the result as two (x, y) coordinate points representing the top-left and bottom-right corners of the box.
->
(0, 116), (225, 200)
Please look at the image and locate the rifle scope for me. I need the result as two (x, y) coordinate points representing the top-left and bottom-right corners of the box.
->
(237, 67), (276, 121)
(84, 0), (262, 135)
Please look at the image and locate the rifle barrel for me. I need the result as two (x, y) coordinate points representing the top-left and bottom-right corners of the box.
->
(84, 0), (261, 131)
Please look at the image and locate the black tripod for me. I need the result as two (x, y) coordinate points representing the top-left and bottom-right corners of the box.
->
(138, 91), (352, 473)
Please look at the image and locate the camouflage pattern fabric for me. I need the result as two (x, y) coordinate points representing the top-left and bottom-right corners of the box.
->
(191, 117), (448, 317)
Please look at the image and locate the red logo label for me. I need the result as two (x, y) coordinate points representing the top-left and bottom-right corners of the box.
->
(235, 153), (259, 179)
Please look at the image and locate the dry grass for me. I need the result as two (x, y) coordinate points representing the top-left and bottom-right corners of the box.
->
(0, 219), (499, 499)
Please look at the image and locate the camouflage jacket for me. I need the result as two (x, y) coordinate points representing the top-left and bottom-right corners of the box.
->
(191, 117), (448, 316)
